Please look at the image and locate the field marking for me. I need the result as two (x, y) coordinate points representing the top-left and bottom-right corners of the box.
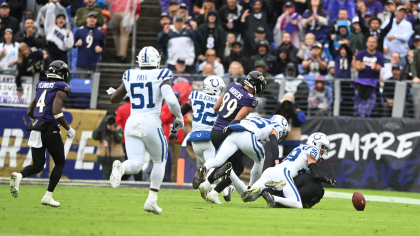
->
(324, 191), (420, 205)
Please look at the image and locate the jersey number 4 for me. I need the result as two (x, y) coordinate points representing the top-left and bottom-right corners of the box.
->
(193, 101), (217, 126)
(36, 89), (47, 113)
(130, 82), (155, 109)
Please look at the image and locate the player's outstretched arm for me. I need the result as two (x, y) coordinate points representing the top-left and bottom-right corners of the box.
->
(53, 91), (76, 139)
(234, 106), (253, 120)
(27, 98), (36, 119)
(180, 100), (192, 116)
(213, 93), (224, 113)
(269, 129), (280, 164)
(110, 82), (127, 104)
(307, 155), (336, 186)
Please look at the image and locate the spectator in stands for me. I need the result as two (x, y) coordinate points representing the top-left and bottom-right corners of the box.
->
(36, 1), (70, 37)
(198, 49), (224, 77)
(241, 0), (268, 37)
(302, 0), (328, 43)
(45, 3), (74, 64)
(101, 9), (111, 35)
(158, 13), (171, 61)
(272, 46), (290, 76)
(168, 0), (179, 19)
(161, 90), (186, 182)
(15, 18), (43, 48)
(197, 10), (226, 62)
(302, 42), (328, 75)
(224, 33), (236, 57)
(335, 44), (353, 79)
(158, 14), (198, 74)
(308, 76), (330, 115)
(328, 8), (351, 43)
(254, 60), (273, 78)
(109, 0), (140, 63)
(172, 58), (194, 85)
(0, 29), (19, 70)
(202, 63), (215, 75)
(326, 61), (335, 80)
(273, 1), (301, 48)
(222, 41), (250, 73)
(250, 41), (276, 73)
(92, 115), (125, 180)
(275, 93), (306, 158)
(380, 52), (400, 82)
(297, 33), (315, 61)
(360, 10), (393, 54)
(194, 0), (215, 26)
(348, 16), (365, 54)
(242, 26), (269, 57)
(19, 11), (34, 32)
(365, 0), (383, 17)
(354, 36), (384, 117)
(225, 61), (245, 84)
(331, 20), (351, 57)
(382, 65), (411, 117)
(411, 45), (420, 118)
(219, 0), (244, 35)
(16, 43), (47, 98)
(402, 50), (414, 81)
(75, 0), (104, 28)
(178, 3), (193, 23)
(5, 0), (26, 22)
(411, 35), (420, 50)
(404, 1), (417, 28)
(326, 0), (355, 24)
(0, 3), (19, 36)
(74, 12), (105, 71)
(273, 32), (299, 64)
(383, 6), (413, 66)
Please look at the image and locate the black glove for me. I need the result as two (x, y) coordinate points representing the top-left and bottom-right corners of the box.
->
(169, 129), (178, 143)
(223, 126), (233, 135)
(329, 179), (337, 187)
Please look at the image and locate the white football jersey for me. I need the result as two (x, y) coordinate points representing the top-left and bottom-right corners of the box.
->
(122, 68), (173, 128)
(278, 145), (321, 179)
(240, 117), (276, 142)
(189, 91), (218, 132)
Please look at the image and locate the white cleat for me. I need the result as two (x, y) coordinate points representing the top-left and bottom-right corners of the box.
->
(198, 180), (211, 200)
(10, 172), (22, 198)
(110, 160), (123, 188)
(144, 201), (162, 215)
(265, 179), (287, 191)
(205, 190), (223, 204)
(41, 196), (60, 207)
(223, 185), (235, 202)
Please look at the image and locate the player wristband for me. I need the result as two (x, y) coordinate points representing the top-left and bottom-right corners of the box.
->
(54, 112), (64, 119)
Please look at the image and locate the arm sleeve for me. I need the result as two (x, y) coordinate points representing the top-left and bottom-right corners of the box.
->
(395, 24), (413, 42)
(64, 32), (75, 51)
(269, 134), (280, 162)
(181, 102), (192, 116)
(44, 3), (55, 38)
(113, 128), (123, 143)
(97, 10), (105, 27)
(161, 84), (183, 119)
(292, 110), (306, 127)
(308, 163), (330, 184)
(92, 129), (101, 140)
(229, 119), (241, 125)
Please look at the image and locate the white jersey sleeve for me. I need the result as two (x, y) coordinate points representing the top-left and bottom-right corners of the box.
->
(278, 145), (320, 179)
(190, 91), (218, 133)
(240, 117), (275, 141)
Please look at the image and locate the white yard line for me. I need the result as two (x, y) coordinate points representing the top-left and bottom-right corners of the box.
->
(324, 191), (420, 205)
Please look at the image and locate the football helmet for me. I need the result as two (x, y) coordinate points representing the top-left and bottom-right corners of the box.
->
(306, 132), (330, 160)
(203, 75), (226, 96)
(244, 71), (267, 96)
(46, 60), (70, 82)
(137, 46), (161, 69)
(270, 115), (288, 141)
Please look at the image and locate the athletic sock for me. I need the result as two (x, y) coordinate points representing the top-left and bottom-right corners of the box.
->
(150, 162), (166, 190)
(147, 190), (158, 202)
(44, 191), (53, 198)
(228, 171), (247, 195)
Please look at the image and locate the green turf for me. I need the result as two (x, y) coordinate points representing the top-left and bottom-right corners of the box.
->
(1, 185), (420, 236)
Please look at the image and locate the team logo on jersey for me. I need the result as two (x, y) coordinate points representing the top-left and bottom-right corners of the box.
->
(65, 86), (70, 92)
(258, 75), (265, 81)
(252, 100), (258, 108)
(210, 78), (219, 87)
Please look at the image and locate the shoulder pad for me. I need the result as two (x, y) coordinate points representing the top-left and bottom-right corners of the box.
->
(156, 68), (173, 81)
(123, 69), (131, 81)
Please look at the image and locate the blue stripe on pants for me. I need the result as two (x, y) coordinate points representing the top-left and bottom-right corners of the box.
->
(254, 136), (264, 159)
(251, 134), (261, 161)
(284, 168), (300, 202)
(157, 128), (165, 162)
(160, 128), (168, 160)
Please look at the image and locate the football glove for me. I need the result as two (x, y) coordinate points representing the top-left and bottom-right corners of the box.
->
(223, 126), (233, 135)
(173, 117), (184, 131)
(66, 126), (76, 139)
(169, 129), (178, 143)
(329, 179), (337, 187)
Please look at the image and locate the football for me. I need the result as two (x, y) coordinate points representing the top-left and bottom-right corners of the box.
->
(352, 191), (366, 211)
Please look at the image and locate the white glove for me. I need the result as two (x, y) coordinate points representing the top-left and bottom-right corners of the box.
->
(173, 117), (184, 131)
(66, 126), (76, 139)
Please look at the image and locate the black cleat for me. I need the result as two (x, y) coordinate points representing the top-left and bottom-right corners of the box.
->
(223, 185), (234, 202)
(214, 162), (232, 179)
(261, 189), (276, 208)
(192, 166), (207, 189)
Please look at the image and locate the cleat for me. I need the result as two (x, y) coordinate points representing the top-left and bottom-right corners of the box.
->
(265, 179), (287, 191)
(41, 196), (60, 207)
(192, 166), (207, 189)
(223, 185), (234, 202)
(198, 180), (211, 200)
(261, 189), (276, 208)
(144, 201), (162, 215)
(241, 186), (261, 202)
(10, 172), (22, 198)
(205, 190), (223, 204)
(213, 162), (232, 179)
(110, 160), (123, 188)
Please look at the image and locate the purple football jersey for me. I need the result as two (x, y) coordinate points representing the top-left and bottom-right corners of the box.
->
(213, 82), (258, 130)
(33, 81), (70, 125)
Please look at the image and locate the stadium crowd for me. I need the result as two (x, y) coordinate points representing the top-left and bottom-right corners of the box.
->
(157, 0), (420, 119)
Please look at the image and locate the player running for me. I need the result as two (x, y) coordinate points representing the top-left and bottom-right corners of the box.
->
(192, 72), (267, 204)
(10, 60), (76, 207)
(109, 46), (184, 215)
(219, 132), (337, 209)
(195, 115), (288, 204)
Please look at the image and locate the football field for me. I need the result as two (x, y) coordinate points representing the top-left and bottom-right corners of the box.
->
(1, 184), (420, 236)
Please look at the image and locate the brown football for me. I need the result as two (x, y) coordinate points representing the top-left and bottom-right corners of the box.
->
(352, 191), (366, 211)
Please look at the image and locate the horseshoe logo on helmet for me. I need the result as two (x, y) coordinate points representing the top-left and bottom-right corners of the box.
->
(211, 78), (219, 87)
(314, 133), (322, 140)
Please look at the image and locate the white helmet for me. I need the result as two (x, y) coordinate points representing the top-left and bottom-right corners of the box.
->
(306, 132), (330, 160)
(136, 46), (161, 69)
(203, 75), (226, 96)
(270, 115), (288, 141)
